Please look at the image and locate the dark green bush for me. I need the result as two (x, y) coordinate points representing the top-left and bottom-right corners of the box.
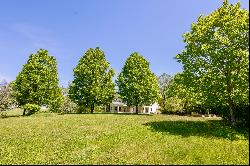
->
(94, 106), (105, 113)
(77, 106), (91, 114)
(235, 104), (249, 128)
(23, 104), (40, 116)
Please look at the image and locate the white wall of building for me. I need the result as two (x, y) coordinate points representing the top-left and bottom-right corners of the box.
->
(108, 102), (160, 114)
(149, 103), (159, 114)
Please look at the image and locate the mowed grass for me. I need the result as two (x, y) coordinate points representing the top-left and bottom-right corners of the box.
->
(0, 110), (249, 165)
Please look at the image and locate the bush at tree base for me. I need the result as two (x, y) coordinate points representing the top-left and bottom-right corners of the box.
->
(23, 104), (40, 116)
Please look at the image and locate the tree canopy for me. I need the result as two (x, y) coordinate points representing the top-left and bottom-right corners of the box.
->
(176, 0), (249, 124)
(116, 52), (159, 114)
(13, 49), (63, 113)
(69, 47), (115, 113)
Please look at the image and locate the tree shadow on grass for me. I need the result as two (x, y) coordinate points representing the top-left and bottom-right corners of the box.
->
(144, 120), (249, 141)
(0, 114), (23, 119)
(112, 112), (153, 116)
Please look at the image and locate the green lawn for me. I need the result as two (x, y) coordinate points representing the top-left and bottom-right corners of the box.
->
(0, 110), (249, 165)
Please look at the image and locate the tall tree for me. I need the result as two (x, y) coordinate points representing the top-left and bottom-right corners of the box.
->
(69, 47), (115, 113)
(176, 0), (249, 125)
(13, 49), (63, 114)
(116, 52), (159, 114)
(157, 73), (172, 112)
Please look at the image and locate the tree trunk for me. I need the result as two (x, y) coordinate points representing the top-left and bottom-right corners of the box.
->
(23, 109), (26, 116)
(135, 96), (139, 114)
(163, 94), (166, 112)
(136, 105), (139, 114)
(183, 100), (187, 113)
(229, 99), (236, 126)
(91, 104), (94, 114)
(225, 71), (236, 126)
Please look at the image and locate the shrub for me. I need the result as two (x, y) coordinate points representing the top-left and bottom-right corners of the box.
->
(0, 111), (7, 118)
(94, 106), (105, 113)
(235, 104), (249, 128)
(23, 104), (40, 116)
(77, 106), (90, 114)
(61, 96), (79, 113)
(161, 97), (184, 114)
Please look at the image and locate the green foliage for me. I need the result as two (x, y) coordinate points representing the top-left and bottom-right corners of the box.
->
(13, 49), (63, 112)
(234, 104), (249, 128)
(116, 52), (160, 113)
(92, 106), (105, 113)
(23, 103), (40, 116)
(164, 73), (204, 115)
(161, 97), (184, 114)
(175, 0), (249, 124)
(69, 47), (115, 113)
(0, 113), (248, 164)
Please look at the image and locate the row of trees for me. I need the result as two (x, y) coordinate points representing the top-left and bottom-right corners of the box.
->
(69, 48), (160, 114)
(157, 0), (249, 127)
(0, 47), (159, 115)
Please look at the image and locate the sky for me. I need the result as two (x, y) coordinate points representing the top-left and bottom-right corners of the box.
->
(0, 0), (249, 87)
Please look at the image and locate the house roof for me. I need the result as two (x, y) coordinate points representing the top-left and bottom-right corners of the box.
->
(111, 100), (159, 107)
(111, 101), (127, 106)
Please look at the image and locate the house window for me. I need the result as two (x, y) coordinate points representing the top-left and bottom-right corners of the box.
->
(119, 107), (121, 111)
(151, 108), (152, 112)
(145, 107), (149, 113)
(115, 107), (117, 111)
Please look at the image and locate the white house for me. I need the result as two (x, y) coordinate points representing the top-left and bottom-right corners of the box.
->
(106, 98), (160, 114)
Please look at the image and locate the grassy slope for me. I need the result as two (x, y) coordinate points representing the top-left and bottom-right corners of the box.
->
(0, 110), (249, 165)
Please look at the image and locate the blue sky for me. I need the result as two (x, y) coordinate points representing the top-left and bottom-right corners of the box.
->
(0, 0), (249, 87)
